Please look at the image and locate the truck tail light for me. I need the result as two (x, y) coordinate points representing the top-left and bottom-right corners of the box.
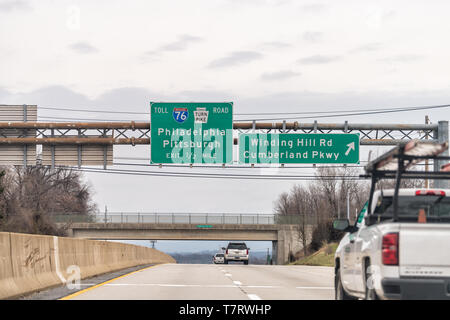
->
(441, 163), (450, 172)
(415, 190), (446, 196)
(246, 249), (248, 255)
(226, 249), (228, 254)
(382, 233), (399, 265)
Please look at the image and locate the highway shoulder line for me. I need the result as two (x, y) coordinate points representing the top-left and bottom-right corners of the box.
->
(59, 264), (166, 300)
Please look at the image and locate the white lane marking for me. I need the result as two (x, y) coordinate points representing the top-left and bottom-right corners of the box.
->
(295, 286), (334, 290)
(247, 294), (262, 300)
(53, 236), (66, 284)
(233, 281), (242, 286)
(245, 285), (280, 288)
(225, 273), (232, 277)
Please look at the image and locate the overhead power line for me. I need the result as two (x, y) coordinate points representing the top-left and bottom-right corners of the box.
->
(36, 103), (450, 122)
(112, 161), (365, 169)
(65, 166), (367, 181)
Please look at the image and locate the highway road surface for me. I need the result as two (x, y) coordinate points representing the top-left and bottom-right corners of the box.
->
(62, 264), (334, 300)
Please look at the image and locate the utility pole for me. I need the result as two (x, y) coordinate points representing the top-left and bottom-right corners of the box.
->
(425, 115), (430, 188)
(347, 190), (350, 221)
(104, 205), (107, 224)
(337, 195), (340, 219)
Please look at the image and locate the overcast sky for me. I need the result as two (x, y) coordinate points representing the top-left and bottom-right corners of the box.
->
(1, 1), (450, 252)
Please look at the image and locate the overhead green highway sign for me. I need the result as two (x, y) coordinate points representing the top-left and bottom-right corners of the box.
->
(239, 133), (360, 164)
(150, 102), (233, 164)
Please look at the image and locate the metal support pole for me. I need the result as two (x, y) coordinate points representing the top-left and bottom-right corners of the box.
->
(393, 148), (405, 222)
(23, 104), (27, 167)
(50, 128), (55, 170)
(313, 120), (317, 168)
(347, 190), (350, 220)
(434, 121), (449, 189)
(425, 116), (430, 188)
(77, 128), (82, 169)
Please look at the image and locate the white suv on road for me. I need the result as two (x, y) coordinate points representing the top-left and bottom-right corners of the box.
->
(213, 253), (225, 264)
(223, 242), (249, 265)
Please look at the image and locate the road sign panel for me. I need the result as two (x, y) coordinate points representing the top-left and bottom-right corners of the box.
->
(150, 102), (233, 164)
(239, 133), (360, 164)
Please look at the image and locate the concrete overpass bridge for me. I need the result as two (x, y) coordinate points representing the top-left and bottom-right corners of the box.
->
(59, 213), (309, 265)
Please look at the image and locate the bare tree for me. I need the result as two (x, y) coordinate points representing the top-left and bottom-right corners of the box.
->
(273, 192), (292, 216)
(0, 166), (97, 235)
(273, 165), (372, 255)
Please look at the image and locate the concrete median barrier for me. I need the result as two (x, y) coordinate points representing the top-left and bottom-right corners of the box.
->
(0, 232), (175, 299)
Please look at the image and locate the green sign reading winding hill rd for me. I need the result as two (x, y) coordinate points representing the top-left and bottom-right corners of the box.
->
(239, 133), (360, 164)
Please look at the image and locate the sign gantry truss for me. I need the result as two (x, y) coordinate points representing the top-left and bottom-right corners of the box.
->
(0, 121), (440, 145)
(0, 105), (447, 174)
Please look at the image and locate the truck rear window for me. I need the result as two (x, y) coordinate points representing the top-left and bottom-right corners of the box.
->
(228, 243), (247, 250)
(374, 196), (450, 219)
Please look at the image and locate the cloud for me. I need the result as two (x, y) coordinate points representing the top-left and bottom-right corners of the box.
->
(140, 34), (203, 62)
(302, 32), (323, 43)
(261, 41), (292, 49)
(3, 85), (450, 125)
(0, 0), (31, 12)
(378, 54), (425, 63)
(301, 4), (326, 13)
(261, 70), (301, 81)
(69, 42), (99, 54)
(350, 42), (383, 53)
(226, 0), (291, 6)
(208, 51), (263, 68)
(297, 54), (341, 65)
(159, 34), (203, 52)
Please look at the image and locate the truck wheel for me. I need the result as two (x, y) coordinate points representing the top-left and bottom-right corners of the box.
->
(244, 260), (248, 265)
(224, 259), (228, 264)
(364, 263), (379, 300)
(335, 268), (356, 300)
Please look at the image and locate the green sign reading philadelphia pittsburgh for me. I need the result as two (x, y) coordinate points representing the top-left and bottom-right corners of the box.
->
(150, 102), (233, 164)
(239, 133), (360, 164)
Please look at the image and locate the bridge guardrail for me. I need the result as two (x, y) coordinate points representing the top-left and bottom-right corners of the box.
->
(51, 212), (315, 225)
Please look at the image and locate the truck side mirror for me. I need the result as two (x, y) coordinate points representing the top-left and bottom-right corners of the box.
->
(333, 219), (351, 231)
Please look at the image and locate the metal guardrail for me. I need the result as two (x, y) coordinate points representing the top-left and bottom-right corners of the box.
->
(51, 212), (316, 225)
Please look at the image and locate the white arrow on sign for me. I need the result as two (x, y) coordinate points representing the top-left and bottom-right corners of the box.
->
(345, 142), (355, 156)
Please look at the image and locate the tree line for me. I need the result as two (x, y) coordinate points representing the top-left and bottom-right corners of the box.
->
(0, 166), (96, 236)
(273, 166), (424, 258)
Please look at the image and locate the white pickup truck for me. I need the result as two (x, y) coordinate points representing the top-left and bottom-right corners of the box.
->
(334, 188), (450, 300)
(334, 140), (450, 300)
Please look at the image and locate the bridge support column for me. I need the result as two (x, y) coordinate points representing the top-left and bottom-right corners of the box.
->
(271, 241), (278, 265)
(275, 226), (304, 265)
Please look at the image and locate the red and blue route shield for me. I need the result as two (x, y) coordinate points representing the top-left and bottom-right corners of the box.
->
(172, 107), (189, 123)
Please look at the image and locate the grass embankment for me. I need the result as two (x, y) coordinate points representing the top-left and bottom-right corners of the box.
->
(291, 243), (338, 267)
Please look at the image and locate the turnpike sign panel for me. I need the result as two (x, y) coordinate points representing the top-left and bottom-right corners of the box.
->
(150, 102), (233, 164)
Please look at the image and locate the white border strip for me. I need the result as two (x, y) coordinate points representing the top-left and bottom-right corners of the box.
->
(53, 236), (66, 284)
